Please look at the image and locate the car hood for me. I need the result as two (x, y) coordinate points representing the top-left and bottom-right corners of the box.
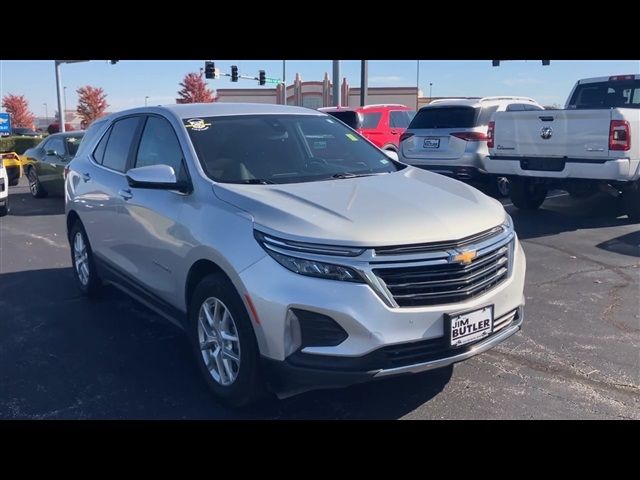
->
(212, 167), (506, 247)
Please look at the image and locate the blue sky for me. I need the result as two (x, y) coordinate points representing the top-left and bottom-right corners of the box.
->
(1, 60), (638, 116)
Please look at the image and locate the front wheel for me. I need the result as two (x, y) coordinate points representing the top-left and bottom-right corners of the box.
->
(188, 273), (265, 407)
(622, 180), (640, 222)
(509, 178), (548, 210)
(27, 168), (47, 198)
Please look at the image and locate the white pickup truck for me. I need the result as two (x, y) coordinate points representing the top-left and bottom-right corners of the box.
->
(484, 74), (640, 221)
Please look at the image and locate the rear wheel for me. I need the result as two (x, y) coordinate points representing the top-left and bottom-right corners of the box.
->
(69, 221), (102, 297)
(0, 199), (7, 217)
(509, 177), (548, 210)
(27, 168), (47, 198)
(188, 273), (265, 407)
(622, 180), (640, 222)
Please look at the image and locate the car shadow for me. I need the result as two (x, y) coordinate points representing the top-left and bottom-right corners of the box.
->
(0, 267), (451, 420)
(596, 230), (640, 258)
(6, 192), (64, 216)
(511, 193), (633, 241)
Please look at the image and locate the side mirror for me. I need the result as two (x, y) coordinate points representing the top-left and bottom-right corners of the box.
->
(384, 150), (399, 162)
(46, 149), (58, 156)
(126, 164), (188, 191)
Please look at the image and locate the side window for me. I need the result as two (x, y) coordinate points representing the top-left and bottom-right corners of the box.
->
(524, 104), (543, 111)
(361, 112), (382, 129)
(93, 128), (111, 164)
(135, 116), (184, 173)
(476, 105), (499, 126)
(389, 111), (413, 129)
(45, 137), (65, 157)
(505, 103), (525, 111)
(101, 117), (141, 172)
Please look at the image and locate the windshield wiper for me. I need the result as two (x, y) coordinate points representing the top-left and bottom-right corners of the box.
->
(227, 178), (276, 185)
(329, 172), (388, 180)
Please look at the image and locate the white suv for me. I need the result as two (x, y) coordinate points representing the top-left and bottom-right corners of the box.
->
(0, 161), (8, 216)
(399, 97), (543, 195)
(65, 103), (526, 406)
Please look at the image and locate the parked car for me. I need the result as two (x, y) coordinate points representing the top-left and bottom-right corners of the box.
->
(319, 104), (415, 153)
(23, 131), (85, 197)
(65, 103), (526, 406)
(485, 74), (640, 221)
(1, 151), (23, 186)
(11, 127), (42, 138)
(398, 97), (543, 197)
(0, 160), (8, 216)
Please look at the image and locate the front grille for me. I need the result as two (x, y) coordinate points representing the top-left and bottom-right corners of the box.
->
(374, 241), (511, 307)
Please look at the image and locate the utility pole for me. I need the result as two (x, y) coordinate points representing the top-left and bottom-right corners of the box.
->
(63, 87), (67, 116)
(55, 62), (65, 132)
(43, 103), (48, 122)
(416, 60), (420, 110)
(360, 60), (368, 107)
(429, 82), (433, 99)
(332, 60), (341, 107)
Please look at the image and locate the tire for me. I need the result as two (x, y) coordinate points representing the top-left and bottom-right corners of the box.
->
(622, 181), (640, 222)
(509, 177), (548, 210)
(188, 273), (265, 407)
(69, 221), (102, 297)
(0, 201), (7, 217)
(496, 176), (511, 197)
(27, 168), (47, 198)
(382, 145), (397, 152)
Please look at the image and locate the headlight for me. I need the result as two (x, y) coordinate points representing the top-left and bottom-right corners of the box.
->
(255, 231), (365, 283)
(265, 250), (364, 283)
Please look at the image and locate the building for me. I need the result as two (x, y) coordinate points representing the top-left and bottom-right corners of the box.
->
(35, 110), (84, 131)
(216, 72), (460, 110)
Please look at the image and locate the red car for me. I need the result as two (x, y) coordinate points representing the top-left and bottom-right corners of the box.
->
(319, 104), (415, 153)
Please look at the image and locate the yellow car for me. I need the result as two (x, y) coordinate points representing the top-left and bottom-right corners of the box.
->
(1, 152), (24, 186)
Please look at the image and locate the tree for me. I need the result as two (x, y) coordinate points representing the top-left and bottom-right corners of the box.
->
(76, 85), (109, 129)
(176, 72), (216, 104)
(1, 94), (36, 129)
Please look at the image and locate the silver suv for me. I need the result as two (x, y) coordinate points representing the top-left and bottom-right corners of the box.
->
(399, 97), (543, 196)
(65, 103), (526, 406)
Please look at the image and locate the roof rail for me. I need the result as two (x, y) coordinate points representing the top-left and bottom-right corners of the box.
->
(479, 96), (537, 102)
(361, 104), (409, 109)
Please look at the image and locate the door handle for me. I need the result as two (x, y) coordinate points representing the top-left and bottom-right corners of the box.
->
(118, 188), (133, 200)
(82, 172), (91, 182)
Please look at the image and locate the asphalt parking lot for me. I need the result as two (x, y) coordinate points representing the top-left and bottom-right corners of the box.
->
(0, 178), (638, 419)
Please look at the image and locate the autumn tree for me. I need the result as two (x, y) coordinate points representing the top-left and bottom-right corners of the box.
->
(1, 94), (36, 129)
(76, 85), (109, 129)
(176, 72), (216, 103)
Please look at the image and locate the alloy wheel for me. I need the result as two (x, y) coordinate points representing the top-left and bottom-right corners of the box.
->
(73, 231), (90, 286)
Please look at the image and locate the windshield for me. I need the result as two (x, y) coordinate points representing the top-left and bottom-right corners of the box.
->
(184, 114), (404, 184)
(568, 80), (640, 109)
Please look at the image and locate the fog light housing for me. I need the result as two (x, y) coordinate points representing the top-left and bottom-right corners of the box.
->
(284, 309), (302, 357)
(292, 308), (348, 348)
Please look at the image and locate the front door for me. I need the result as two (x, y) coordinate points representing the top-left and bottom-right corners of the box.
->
(117, 115), (191, 304)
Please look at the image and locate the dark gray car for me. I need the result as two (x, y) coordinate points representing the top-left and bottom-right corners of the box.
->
(23, 131), (84, 197)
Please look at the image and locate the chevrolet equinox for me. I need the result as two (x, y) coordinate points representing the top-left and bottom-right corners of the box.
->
(65, 103), (526, 406)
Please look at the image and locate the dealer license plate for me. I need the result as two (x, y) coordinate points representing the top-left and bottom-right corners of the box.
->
(448, 306), (493, 347)
(423, 138), (440, 149)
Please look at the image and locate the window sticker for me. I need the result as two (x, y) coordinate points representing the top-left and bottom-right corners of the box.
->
(345, 133), (358, 141)
(313, 141), (327, 149)
(380, 158), (390, 164)
(185, 118), (212, 131)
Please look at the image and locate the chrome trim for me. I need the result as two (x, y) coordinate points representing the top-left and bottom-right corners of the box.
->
(373, 308), (523, 377)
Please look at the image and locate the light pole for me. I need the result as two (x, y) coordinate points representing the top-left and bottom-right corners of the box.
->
(43, 103), (48, 123)
(63, 86), (68, 122)
(332, 60), (341, 107)
(55, 60), (89, 132)
(145, 96), (149, 107)
(429, 82), (433, 100)
(360, 60), (368, 107)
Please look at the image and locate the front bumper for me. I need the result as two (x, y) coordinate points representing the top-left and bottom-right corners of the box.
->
(264, 307), (523, 397)
(485, 156), (640, 182)
(240, 235), (526, 394)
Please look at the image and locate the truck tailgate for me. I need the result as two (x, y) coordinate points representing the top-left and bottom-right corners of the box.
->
(491, 110), (613, 159)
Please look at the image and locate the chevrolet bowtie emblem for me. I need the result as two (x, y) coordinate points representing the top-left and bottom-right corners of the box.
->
(452, 250), (477, 265)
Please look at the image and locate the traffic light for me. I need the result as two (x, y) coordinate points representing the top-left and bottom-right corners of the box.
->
(204, 61), (215, 79)
(109, 60), (119, 65)
(259, 70), (266, 86)
(542, 60), (550, 66)
(492, 60), (500, 67)
(231, 65), (238, 82)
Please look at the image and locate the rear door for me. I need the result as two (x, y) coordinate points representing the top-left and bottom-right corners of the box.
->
(401, 105), (483, 160)
(358, 110), (384, 147)
(388, 110), (415, 149)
